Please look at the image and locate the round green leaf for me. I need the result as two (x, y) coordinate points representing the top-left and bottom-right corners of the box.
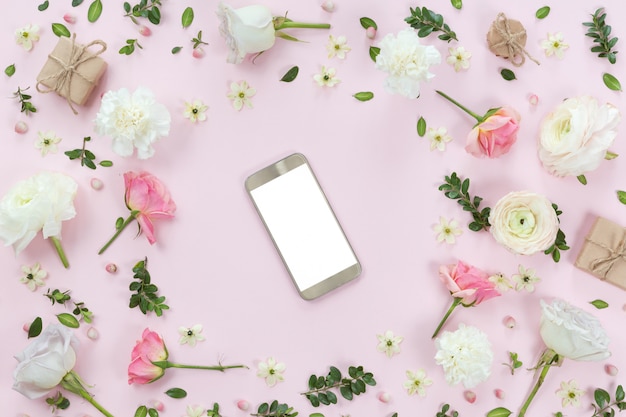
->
(369, 46), (380, 62)
(500, 68), (516, 81)
(38, 1), (50, 11)
(171, 46), (182, 54)
(417, 116), (426, 137)
(181, 7), (194, 28)
(486, 408), (512, 417)
(280, 66), (299, 82)
(535, 6), (550, 19)
(165, 388), (187, 398)
(309, 414), (325, 417)
(57, 313), (80, 328)
(72, 0), (84, 6)
(88, 0), (103, 22)
(353, 91), (374, 101)
(99, 160), (113, 167)
(28, 317), (43, 338)
(577, 174), (587, 185)
(603, 72), (622, 91)
(590, 299), (609, 309)
(359, 17), (377, 30)
(617, 190), (626, 205)
(51, 23), (71, 38)
(134, 406), (148, 417)
(5, 64), (15, 77)
(451, 0), (462, 9)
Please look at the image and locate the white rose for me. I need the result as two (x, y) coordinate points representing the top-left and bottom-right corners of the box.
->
(489, 191), (559, 255)
(375, 28), (441, 99)
(217, 2), (276, 64)
(538, 96), (621, 177)
(13, 324), (79, 399)
(540, 299), (610, 361)
(0, 172), (77, 254)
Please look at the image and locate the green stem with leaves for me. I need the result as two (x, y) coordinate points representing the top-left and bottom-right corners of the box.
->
(60, 371), (114, 417)
(432, 297), (461, 339)
(98, 212), (137, 254)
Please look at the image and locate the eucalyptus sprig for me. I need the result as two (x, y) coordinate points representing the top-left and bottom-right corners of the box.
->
(502, 352), (523, 375)
(250, 401), (298, 417)
(123, 0), (161, 25)
(405, 6), (458, 42)
(119, 39), (143, 55)
(65, 136), (113, 169)
(439, 172), (491, 232)
(129, 258), (169, 317)
(45, 288), (94, 323)
(46, 391), (70, 412)
(543, 203), (569, 263)
(592, 385), (626, 416)
(13, 86), (37, 115)
(301, 365), (376, 407)
(437, 403), (459, 417)
(583, 8), (619, 64)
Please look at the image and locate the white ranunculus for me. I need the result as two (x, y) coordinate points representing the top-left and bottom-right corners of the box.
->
(94, 87), (171, 160)
(13, 324), (78, 399)
(540, 299), (610, 361)
(217, 2), (276, 64)
(375, 28), (441, 99)
(434, 323), (493, 388)
(538, 96), (621, 177)
(489, 191), (559, 255)
(0, 172), (77, 254)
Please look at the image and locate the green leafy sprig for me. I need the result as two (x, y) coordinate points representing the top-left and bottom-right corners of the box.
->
(134, 404), (160, 417)
(46, 391), (70, 412)
(119, 39), (143, 55)
(439, 172), (490, 232)
(583, 8), (619, 64)
(543, 203), (569, 262)
(437, 403), (459, 417)
(13, 86), (37, 115)
(192, 31), (209, 49)
(502, 352), (523, 375)
(129, 258), (169, 317)
(302, 366), (376, 407)
(250, 401), (298, 417)
(207, 403), (223, 417)
(65, 136), (113, 169)
(405, 7), (458, 42)
(45, 288), (94, 323)
(124, 0), (162, 25)
(592, 385), (626, 416)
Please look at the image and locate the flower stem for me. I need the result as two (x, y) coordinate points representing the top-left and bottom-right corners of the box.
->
(61, 371), (114, 417)
(518, 349), (559, 417)
(432, 297), (462, 339)
(98, 214), (135, 255)
(50, 236), (69, 268)
(157, 361), (248, 372)
(275, 21), (331, 30)
(436, 90), (483, 122)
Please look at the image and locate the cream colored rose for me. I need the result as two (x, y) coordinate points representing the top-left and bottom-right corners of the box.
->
(538, 96), (621, 177)
(489, 191), (559, 255)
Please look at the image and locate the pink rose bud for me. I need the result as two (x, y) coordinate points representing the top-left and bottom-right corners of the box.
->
(503, 315), (516, 328)
(464, 390), (476, 404)
(87, 327), (99, 340)
(528, 94), (539, 106)
(23, 323), (30, 332)
(605, 364), (619, 376)
(90, 178), (103, 190)
(237, 400), (249, 411)
(321, 0), (335, 12)
(192, 48), (205, 59)
(152, 401), (164, 412)
(105, 263), (117, 273)
(378, 391), (390, 403)
(366, 27), (377, 40)
(63, 13), (76, 24)
(139, 25), (152, 37)
(494, 388), (506, 399)
(15, 121), (28, 134)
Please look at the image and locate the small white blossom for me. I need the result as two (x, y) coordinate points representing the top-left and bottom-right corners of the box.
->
(184, 405), (206, 417)
(488, 273), (513, 292)
(512, 264), (541, 292)
(541, 32), (569, 59)
(376, 330), (403, 358)
(20, 263), (47, 291)
(446, 46), (472, 72)
(257, 357), (286, 387)
(433, 216), (462, 244)
(35, 131), (62, 156)
(15, 24), (40, 51)
(427, 127), (453, 151)
(326, 35), (351, 59)
(178, 324), (205, 347)
(183, 100), (208, 123)
(556, 379), (585, 408)
(313, 66), (340, 87)
(403, 369), (433, 396)
(227, 81), (256, 111)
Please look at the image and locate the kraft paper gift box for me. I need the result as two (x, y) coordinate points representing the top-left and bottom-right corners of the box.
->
(36, 34), (107, 114)
(575, 216), (626, 290)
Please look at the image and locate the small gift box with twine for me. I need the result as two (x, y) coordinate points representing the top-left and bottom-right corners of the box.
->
(486, 13), (540, 67)
(36, 34), (107, 114)
(575, 216), (626, 290)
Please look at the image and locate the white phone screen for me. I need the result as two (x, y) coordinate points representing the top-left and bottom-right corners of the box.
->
(249, 163), (358, 292)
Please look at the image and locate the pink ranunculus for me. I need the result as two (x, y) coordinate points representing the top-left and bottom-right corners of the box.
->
(466, 107), (521, 158)
(128, 328), (168, 385)
(124, 171), (177, 245)
(438, 260), (500, 306)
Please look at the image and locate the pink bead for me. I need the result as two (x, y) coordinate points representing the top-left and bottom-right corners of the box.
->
(503, 315), (516, 329)
(139, 25), (152, 37)
(378, 391), (390, 403)
(105, 263), (117, 273)
(87, 327), (99, 340)
(63, 13), (76, 24)
(528, 94), (539, 105)
(90, 178), (103, 190)
(237, 400), (249, 411)
(23, 323), (30, 332)
(366, 27), (377, 40)
(494, 388), (506, 399)
(605, 364), (619, 376)
(464, 390), (476, 404)
(15, 121), (28, 134)
(192, 48), (205, 59)
(321, 0), (335, 12)
(152, 401), (164, 411)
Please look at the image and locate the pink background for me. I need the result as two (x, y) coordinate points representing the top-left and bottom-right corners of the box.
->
(2, 1), (626, 416)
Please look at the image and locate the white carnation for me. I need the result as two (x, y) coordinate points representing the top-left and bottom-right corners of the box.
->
(95, 87), (171, 159)
(375, 28), (441, 99)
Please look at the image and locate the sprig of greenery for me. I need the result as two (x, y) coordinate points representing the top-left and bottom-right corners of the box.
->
(583, 8), (619, 64)
(405, 7), (458, 42)
(119, 39), (143, 55)
(192, 31), (209, 49)
(124, 0), (161, 25)
(134, 404), (160, 417)
(543, 203), (569, 262)
(45, 288), (93, 323)
(13, 86), (37, 115)
(592, 385), (626, 416)
(46, 391), (70, 412)
(207, 403), (223, 417)
(437, 403), (459, 417)
(502, 352), (523, 375)
(250, 401), (298, 417)
(439, 172), (491, 232)
(302, 366), (376, 407)
(65, 136), (113, 169)
(129, 258), (169, 316)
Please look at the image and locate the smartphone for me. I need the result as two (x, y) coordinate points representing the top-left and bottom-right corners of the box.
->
(245, 153), (361, 300)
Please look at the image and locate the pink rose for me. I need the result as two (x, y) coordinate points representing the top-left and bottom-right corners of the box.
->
(439, 260), (500, 306)
(128, 328), (168, 384)
(466, 107), (520, 158)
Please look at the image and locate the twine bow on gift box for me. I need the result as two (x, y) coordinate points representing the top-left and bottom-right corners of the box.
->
(36, 34), (106, 115)
(589, 234), (626, 279)
(488, 13), (540, 67)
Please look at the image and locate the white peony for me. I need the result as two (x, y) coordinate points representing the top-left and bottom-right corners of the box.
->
(538, 96), (621, 177)
(540, 299), (610, 361)
(0, 172), (77, 255)
(489, 191), (559, 255)
(94, 87), (171, 160)
(217, 2), (276, 64)
(434, 323), (493, 388)
(375, 28), (441, 99)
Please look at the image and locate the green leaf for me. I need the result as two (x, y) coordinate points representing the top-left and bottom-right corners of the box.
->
(359, 17), (377, 30)
(329, 366), (341, 381)
(28, 317), (43, 338)
(171, 46), (183, 54)
(417, 116), (427, 136)
(617, 190), (626, 205)
(309, 414), (325, 417)
(280, 66), (299, 82)
(486, 408), (512, 417)
(165, 388), (187, 399)
(148, 409), (158, 417)
(605, 150), (619, 160)
(500, 68), (516, 81)
(51, 23), (71, 37)
(38, 1), (49, 11)
(451, 0), (462, 9)
(308, 374), (317, 390)
(181, 7), (194, 28)
(590, 299), (609, 309)
(57, 313), (80, 328)
(72, 0), (84, 5)
(535, 6), (550, 19)
(5, 64), (15, 77)
(99, 160), (113, 167)
(134, 406), (148, 417)
(603, 72), (622, 91)
(369, 46), (380, 62)
(595, 388), (611, 408)
(353, 91), (374, 101)
(88, 0), (103, 22)
(339, 385), (353, 401)
(577, 174), (588, 185)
